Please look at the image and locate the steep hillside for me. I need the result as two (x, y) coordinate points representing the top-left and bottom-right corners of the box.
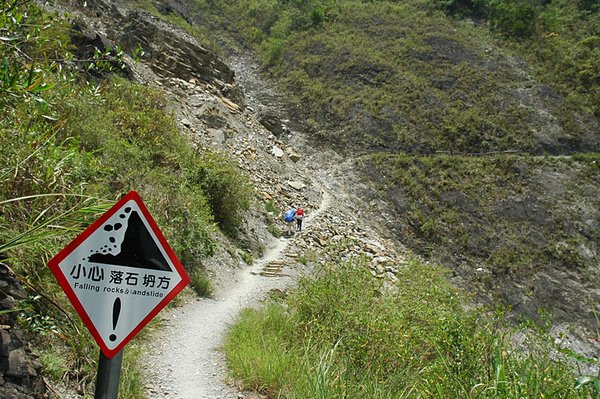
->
(0, 1), (254, 397)
(155, 0), (600, 335)
(363, 153), (599, 330)
(171, 0), (599, 155)
(1, 0), (598, 397)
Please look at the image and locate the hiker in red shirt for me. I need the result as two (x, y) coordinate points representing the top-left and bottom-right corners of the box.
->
(295, 207), (305, 231)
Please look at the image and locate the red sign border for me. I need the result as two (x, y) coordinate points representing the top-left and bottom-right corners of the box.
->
(48, 190), (190, 358)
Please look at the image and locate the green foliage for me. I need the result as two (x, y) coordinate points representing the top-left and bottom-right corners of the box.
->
(267, 223), (282, 237)
(264, 200), (278, 214)
(38, 349), (69, 381)
(226, 257), (598, 397)
(189, 268), (213, 297)
(0, 2), (252, 396)
(259, 37), (286, 66)
(119, 347), (147, 399)
(60, 77), (218, 260)
(240, 251), (253, 265)
(297, 250), (317, 266)
(224, 304), (299, 395)
(435, 0), (538, 37)
(488, 0), (536, 38)
(188, 152), (252, 236)
(433, 0), (600, 116)
(0, 2), (59, 113)
(434, 0), (487, 17)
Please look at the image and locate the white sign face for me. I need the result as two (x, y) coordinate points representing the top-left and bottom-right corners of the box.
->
(49, 191), (189, 357)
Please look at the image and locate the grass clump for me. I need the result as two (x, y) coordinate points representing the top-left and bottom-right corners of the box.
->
(240, 251), (253, 265)
(225, 304), (299, 395)
(267, 223), (282, 238)
(189, 268), (213, 297)
(225, 257), (599, 398)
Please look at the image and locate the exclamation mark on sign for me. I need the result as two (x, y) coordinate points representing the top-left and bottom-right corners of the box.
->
(109, 297), (121, 342)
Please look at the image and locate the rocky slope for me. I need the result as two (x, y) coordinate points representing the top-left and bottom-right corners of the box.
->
(1, 0), (598, 397)
(158, 0), (599, 337)
(0, 262), (47, 399)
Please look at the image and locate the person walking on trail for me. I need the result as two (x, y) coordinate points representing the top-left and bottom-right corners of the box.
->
(295, 207), (305, 231)
(284, 207), (296, 236)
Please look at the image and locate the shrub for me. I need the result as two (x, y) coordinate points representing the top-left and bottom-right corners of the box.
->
(489, 0), (537, 38)
(189, 152), (252, 237)
(259, 37), (286, 66)
(240, 251), (253, 265)
(267, 223), (282, 238)
(435, 0), (487, 17)
(189, 268), (213, 297)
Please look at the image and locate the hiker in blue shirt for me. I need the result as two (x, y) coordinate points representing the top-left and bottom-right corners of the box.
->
(284, 207), (296, 236)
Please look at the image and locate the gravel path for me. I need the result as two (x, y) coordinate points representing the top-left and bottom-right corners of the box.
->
(143, 192), (332, 398)
(141, 43), (343, 398)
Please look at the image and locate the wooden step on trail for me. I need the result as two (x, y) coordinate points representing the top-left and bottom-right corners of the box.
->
(259, 259), (288, 277)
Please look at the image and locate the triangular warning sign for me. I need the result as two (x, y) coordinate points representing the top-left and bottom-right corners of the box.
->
(48, 191), (190, 358)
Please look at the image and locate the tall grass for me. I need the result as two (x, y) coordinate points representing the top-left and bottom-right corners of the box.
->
(225, 305), (299, 395)
(225, 257), (598, 398)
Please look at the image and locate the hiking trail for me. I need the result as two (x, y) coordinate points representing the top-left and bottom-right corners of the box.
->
(142, 191), (333, 399)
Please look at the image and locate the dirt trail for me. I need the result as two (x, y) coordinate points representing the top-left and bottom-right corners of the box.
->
(143, 191), (332, 398)
(141, 44), (349, 399)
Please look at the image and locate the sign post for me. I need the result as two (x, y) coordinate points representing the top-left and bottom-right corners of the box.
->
(94, 350), (123, 399)
(48, 191), (190, 398)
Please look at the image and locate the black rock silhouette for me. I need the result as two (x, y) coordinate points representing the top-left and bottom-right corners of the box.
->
(90, 211), (171, 271)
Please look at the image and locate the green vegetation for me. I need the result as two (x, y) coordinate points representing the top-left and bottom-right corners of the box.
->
(134, 0), (220, 53)
(226, 257), (599, 398)
(189, 268), (213, 297)
(1, 1), (250, 396)
(191, 0), (598, 385)
(190, 0), (599, 334)
(264, 199), (278, 214)
(364, 152), (599, 326)
(3, 0), (598, 397)
(240, 251), (253, 265)
(297, 249), (317, 266)
(267, 222), (282, 238)
(435, 0), (600, 115)
(192, 0), (598, 154)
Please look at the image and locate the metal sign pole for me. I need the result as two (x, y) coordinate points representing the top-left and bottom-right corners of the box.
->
(94, 349), (123, 399)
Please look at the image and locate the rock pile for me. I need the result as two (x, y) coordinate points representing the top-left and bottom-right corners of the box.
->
(0, 262), (46, 399)
(153, 69), (409, 283)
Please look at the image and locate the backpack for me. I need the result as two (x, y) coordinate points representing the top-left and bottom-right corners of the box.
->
(284, 208), (296, 222)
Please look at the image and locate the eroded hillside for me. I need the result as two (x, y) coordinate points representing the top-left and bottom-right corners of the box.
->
(154, 0), (600, 337)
